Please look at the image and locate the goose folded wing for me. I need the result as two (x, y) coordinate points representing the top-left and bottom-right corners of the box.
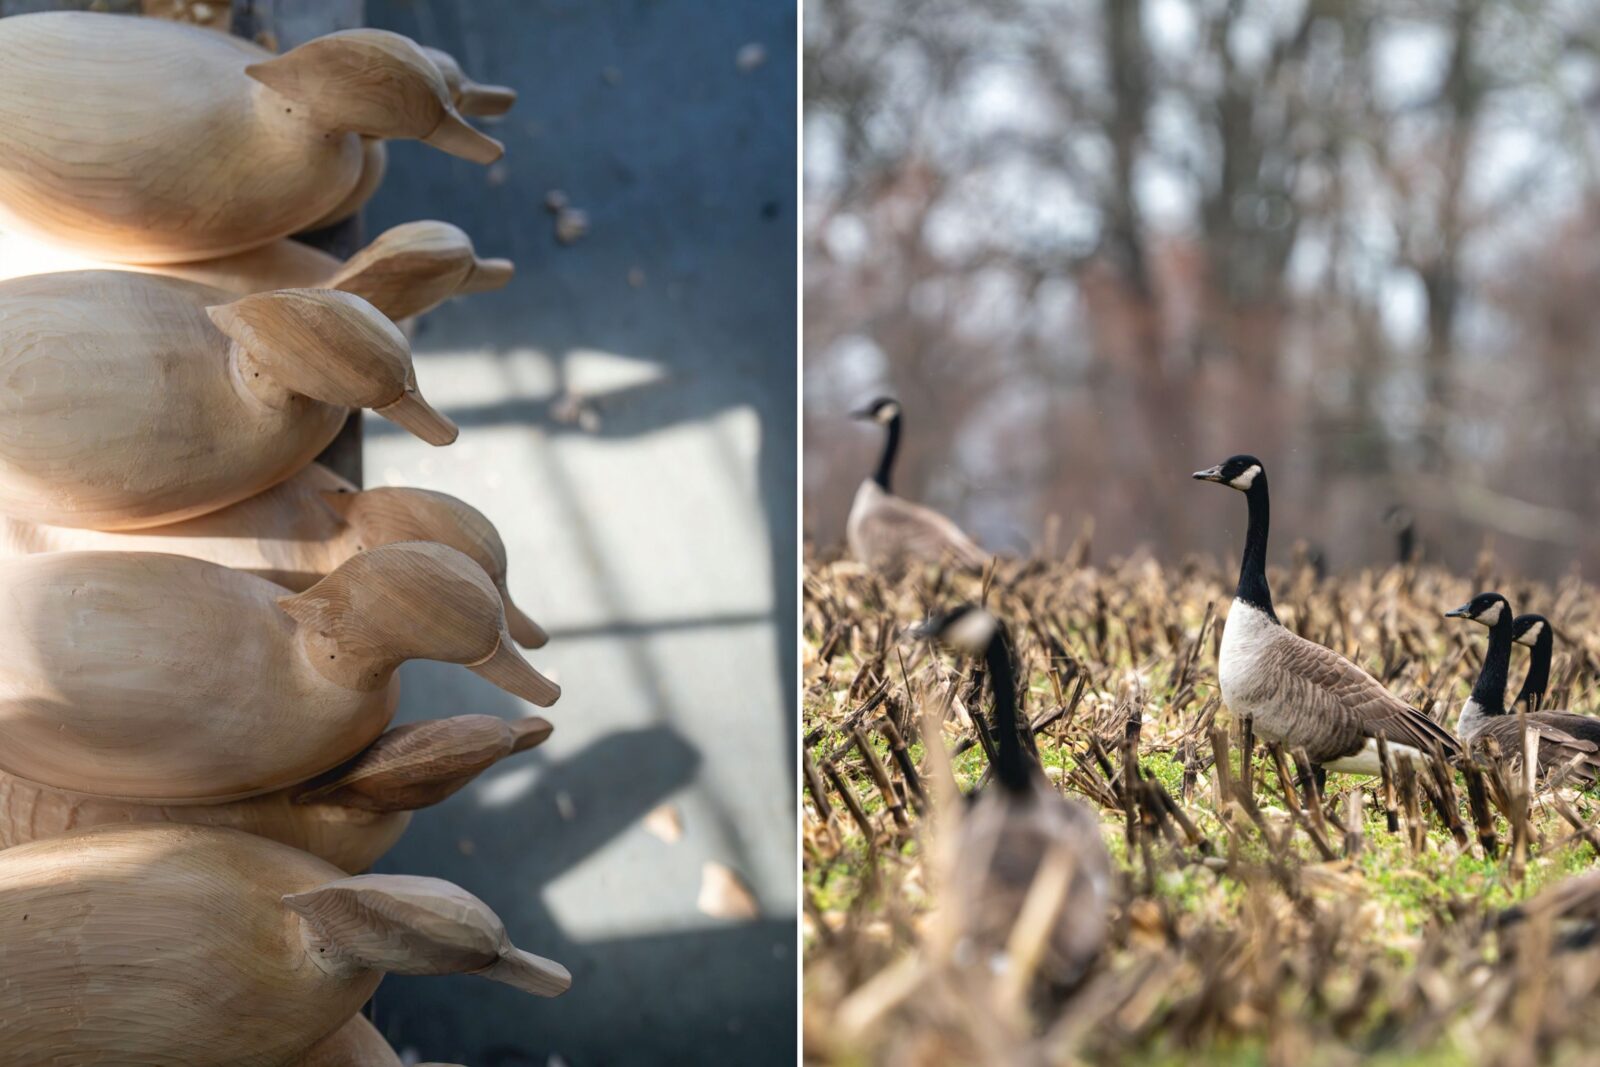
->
(861, 496), (989, 570)
(1277, 631), (1461, 758)
(1469, 716), (1600, 779)
(1531, 711), (1600, 746)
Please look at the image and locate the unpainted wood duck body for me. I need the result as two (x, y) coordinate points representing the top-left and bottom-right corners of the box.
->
(0, 14), (502, 263)
(0, 271), (456, 530)
(0, 462), (547, 648)
(0, 715), (553, 872)
(0, 824), (568, 1067)
(0, 543), (559, 803)
(0, 221), (514, 325)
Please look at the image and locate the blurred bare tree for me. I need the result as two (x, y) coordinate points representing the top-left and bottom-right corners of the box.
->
(805, 0), (1600, 578)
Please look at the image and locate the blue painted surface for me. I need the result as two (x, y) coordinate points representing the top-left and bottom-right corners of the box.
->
(361, 2), (796, 1064)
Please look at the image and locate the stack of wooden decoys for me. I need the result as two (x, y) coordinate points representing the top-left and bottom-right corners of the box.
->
(0, 11), (564, 1065)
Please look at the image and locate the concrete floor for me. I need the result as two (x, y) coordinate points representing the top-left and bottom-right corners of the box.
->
(359, 2), (797, 1063)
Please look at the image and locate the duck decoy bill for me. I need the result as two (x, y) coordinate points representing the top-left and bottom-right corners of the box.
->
(422, 109), (505, 165)
(469, 636), (562, 707)
(374, 388), (459, 446)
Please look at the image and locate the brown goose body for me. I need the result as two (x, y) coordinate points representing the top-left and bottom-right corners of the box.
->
(944, 784), (1111, 991)
(1220, 600), (1459, 770)
(846, 479), (988, 578)
(1459, 706), (1600, 783)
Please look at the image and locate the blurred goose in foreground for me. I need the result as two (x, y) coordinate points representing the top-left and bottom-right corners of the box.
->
(1500, 870), (1600, 949)
(847, 398), (988, 578)
(1448, 594), (1600, 782)
(916, 605), (1110, 995)
(1193, 455), (1460, 777)
(1512, 613), (1554, 713)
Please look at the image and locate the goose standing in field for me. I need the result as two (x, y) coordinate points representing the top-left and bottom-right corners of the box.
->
(1448, 594), (1600, 781)
(1512, 613), (1554, 713)
(915, 604), (1110, 995)
(846, 398), (988, 578)
(1385, 504), (1419, 564)
(1193, 454), (1460, 777)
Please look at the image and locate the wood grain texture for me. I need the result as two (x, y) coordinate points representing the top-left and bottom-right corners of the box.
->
(0, 220), (512, 323)
(0, 713), (553, 871)
(0, 824), (567, 1066)
(422, 45), (518, 117)
(0, 463), (547, 647)
(0, 543), (558, 802)
(0, 12), (500, 262)
(0, 271), (453, 529)
(293, 1016), (404, 1067)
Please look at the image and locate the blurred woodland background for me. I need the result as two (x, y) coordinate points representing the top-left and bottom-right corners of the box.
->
(804, 0), (1600, 580)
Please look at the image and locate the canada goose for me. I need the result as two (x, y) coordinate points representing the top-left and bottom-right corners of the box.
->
(1512, 613), (1554, 713)
(915, 604), (1110, 994)
(1385, 504), (1419, 564)
(1193, 455), (1460, 775)
(846, 398), (988, 578)
(1447, 594), (1599, 781)
(1500, 869), (1600, 949)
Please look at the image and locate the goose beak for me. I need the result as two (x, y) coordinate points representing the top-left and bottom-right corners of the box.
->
(468, 633), (560, 706)
(1444, 603), (1473, 619)
(849, 406), (875, 420)
(1192, 465), (1225, 482)
(375, 388), (459, 446)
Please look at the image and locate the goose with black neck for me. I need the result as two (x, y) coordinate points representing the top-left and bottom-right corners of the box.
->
(1512, 613), (1554, 713)
(1193, 454), (1460, 777)
(1448, 595), (1600, 781)
(914, 604), (1109, 996)
(846, 398), (988, 579)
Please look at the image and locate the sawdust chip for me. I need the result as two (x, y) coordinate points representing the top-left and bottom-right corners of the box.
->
(644, 804), (683, 843)
(698, 861), (759, 920)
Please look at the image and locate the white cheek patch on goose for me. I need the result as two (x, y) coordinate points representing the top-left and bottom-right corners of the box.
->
(944, 610), (997, 655)
(1478, 602), (1503, 627)
(1229, 464), (1261, 491)
(1518, 621), (1544, 646)
(877, 403), (901, 424)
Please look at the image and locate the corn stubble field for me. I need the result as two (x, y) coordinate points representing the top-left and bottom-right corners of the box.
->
(802, 538), (1600, 1067)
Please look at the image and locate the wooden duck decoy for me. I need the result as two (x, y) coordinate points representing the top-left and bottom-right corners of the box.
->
(295, 1014), (467, 1067)
(295, 1016), (408, 1067)
(304, 48), (517, 231)
(0, 543), (560, 803)
(0, 272), (456, 530)
(423, 46), (519, 117)
(0, 13), (503, 263)
(0, 824), (568, 1067)
(0, 462), (547, 649)
(0, 220), (515, 325)
(0, 714), (552, 873)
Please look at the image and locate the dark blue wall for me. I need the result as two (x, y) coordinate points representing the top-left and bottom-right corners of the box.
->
(361, 2), (796, 1065)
